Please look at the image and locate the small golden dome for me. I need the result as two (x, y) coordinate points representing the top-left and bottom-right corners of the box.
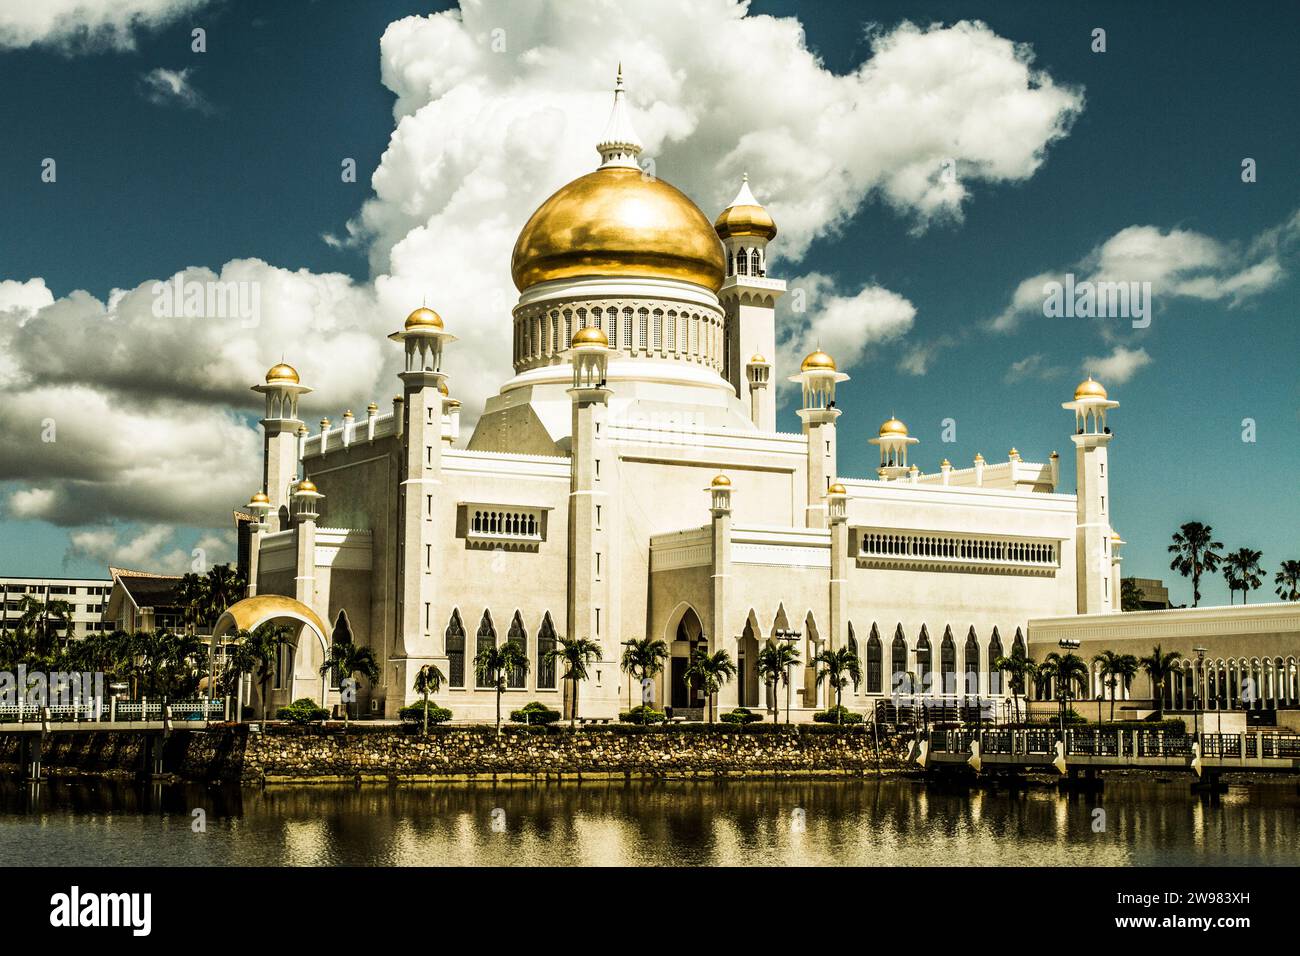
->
(367, 402), (378, 412)
(438, 381), (450, 396)
(715, 174), (777, 241)
(297, 478), (318, 494)
(572, 325), (610, 347)
(343, 409), (354, 419)
(249, 491), (269, 504)
(265, 362), (299, 385)
(1110, 530), (1123, 541)
(800, 349), (837, 372)
(941, 458), (951, 467)
(827, 482), (847, 495)
(1074, 376), (1107, 400)
(511, 167), (725, 292)
(405, 306), (444, 331)
(710, 474), (732, 488)
(1009, 447), (1020, 459)
(974, 452), (985, 462)
(879, 417), (908, 437)
(748, 352), (768, 365)
(714, 204), (777, 241)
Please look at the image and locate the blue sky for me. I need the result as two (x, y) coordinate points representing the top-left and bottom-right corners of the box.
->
(0, 0), (1296, 608)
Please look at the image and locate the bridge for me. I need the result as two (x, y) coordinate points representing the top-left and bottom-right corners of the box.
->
(918, 727), (1300, 786)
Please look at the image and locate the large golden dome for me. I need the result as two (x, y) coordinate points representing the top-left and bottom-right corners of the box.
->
(511, 166), (726, 293)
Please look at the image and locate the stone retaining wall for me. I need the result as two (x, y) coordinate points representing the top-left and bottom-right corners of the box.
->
(0, 724), (907, 782)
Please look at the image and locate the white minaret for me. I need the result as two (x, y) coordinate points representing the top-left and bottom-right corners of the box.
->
(716, 174), (784, 430)
(1110, 530), (1125, 614)
(387, 305), (456, 712)
(251, 362), (310, 530)
(869, 416), (918, 481)
(789, 350), (848, 529)
(1063, 376), (1119, 614)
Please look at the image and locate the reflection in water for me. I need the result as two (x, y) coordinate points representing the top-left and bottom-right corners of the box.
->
(0, 777), (1296, 867)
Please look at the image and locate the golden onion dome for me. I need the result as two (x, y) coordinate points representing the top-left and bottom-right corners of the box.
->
(974, 452), (985, 462)
(1074, 376), (1108, 400)
(511, 166), (725, 293)
(714, 203), (777, 241)
(405, 306), (444, 331)
(249, 491), (269, 505)
(572, 325), (610, 347)
(941, 458), (951, 467)
(265, 362), (299, 385)
(710, 474), (732, 488)
(297, 478), (318, 494)
(827, 482), (847, 495)
(800, 349), (837, 372)
(879, 417), (908, 437)
(714, 174), (777, 241)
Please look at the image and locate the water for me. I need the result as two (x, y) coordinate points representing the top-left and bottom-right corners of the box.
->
(0, 776), (1296, 866)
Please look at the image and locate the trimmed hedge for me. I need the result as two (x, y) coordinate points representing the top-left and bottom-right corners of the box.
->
(509, 701), (562, 725)
(619, 705), (667, 725)
(398, 701), (453, 726)
(812, 705), (864, 725)
(719, 707), (763, 724)
(277, 698), (328, 725)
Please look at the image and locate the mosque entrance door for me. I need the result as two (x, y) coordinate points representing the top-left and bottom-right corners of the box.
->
(671, 657), (690, 708)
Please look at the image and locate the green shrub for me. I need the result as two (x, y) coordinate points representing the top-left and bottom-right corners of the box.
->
(277, 698), (328, 724)
(619, 704), (666, 725)
(398, 701), (453, 725)
(720, 707), (763, 724)
(812, 705), (864, 725)
(509, 701), (562, 725)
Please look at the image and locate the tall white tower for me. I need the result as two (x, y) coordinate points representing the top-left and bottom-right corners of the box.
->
(789, 350), (848, 529)
(387, 306), (456, 711)
(716, 175), (784, 431)
(1063, 376), (1119, 614)
(251, 362), (310, 530)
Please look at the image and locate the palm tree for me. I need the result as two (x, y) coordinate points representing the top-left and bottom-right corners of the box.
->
(1139, 644), (1182, 719)
(224, 623), (295, 722)
(16, 595), (72, 660)
(1093, 650), (1139, 722)
(1039, 652), (1089, 703)
(682, 646), (737, 722)
(412, 663), (446, 735)
(1276, 559), (1300, 601)
(175, 572), (208, 634)
(1168, 521), (1224, 607)
(545, 637), (603, 729)
(813, 646), (861, 722)
(320, 634), (380, 727)
(619, 637), (669, 710)
(474, 641), (530, 734)
(994, 646), (1036, 724)
(756, 642), (801, 724)
(202, 564), (245, 627)
(1223, 547), (1264, 604)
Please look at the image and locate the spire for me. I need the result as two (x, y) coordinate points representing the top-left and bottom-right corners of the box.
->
(726, 172), (761, 209)
(596, 64), (643, 169)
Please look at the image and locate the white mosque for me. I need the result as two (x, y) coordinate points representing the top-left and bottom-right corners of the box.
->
(216, 72), (1131, 722)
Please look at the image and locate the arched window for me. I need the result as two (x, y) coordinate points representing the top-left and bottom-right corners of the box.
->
(750, 249), (761, 275)
(475, 610), (496, 688)
(638, 308), (649, 351)
(916, 626), (933, 695)
(940, 626), (957, 696)
(891, 625), (908, 695)
(847, 624), (859, 697)
(866, 624), (883, 694)
(736, 247), (749, 275)
(652, 309), (663, 351)
(988, 627), (1004, 695)
(507, 611), (527, 689)
(622, 308), (633, 349)
(964, 627), (979, 697)
(1013, 627), (1025, 658)
(536, 613), (557, 689)
(445, 609), (466, 689)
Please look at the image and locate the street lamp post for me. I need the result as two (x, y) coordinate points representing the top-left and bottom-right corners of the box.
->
(1058, 639), (1080, 746)
(1194, 646), (1207, 742)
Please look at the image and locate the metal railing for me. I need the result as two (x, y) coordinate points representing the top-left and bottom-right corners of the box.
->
(927, 728), (1300, 763)
(0, 698), (223, 724)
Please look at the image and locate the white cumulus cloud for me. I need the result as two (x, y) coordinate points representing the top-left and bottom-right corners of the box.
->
(1081, 345), (1152, 385)
(0, 0), (210, 51)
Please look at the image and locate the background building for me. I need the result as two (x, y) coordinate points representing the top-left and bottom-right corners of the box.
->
(0, 576), (112, 640)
